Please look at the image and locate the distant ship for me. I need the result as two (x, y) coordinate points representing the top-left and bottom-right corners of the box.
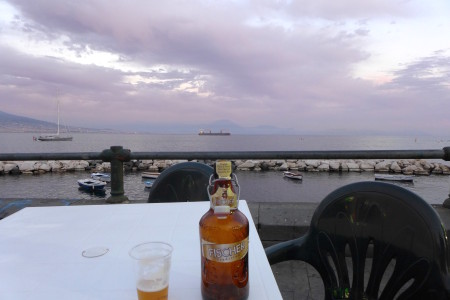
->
(198, 129), (231, 136)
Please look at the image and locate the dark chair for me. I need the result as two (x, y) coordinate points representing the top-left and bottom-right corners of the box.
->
(266, 181), (450, 299)
(148, 162), (213, 203)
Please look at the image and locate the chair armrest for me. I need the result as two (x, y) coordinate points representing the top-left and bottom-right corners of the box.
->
(265, 235), (309, 265)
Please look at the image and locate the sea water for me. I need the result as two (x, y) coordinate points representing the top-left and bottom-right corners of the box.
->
(0, 133), (449, 204)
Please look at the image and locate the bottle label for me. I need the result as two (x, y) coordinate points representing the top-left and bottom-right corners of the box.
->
(201, 237), (249, 263)
(210, 186), (237, 208)
(216, 161), (232, 179)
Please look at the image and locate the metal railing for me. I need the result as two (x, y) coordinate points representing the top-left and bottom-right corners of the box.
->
(1, 146), (450, 204)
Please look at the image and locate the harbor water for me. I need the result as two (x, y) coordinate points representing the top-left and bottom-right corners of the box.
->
(1, 133), (449, 205)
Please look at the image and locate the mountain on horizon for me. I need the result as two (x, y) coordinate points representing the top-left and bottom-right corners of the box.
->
(0, 110), (297, 135)
(0, 110), (56, 132)
(0, 110), (432, 136)
(0, 110), (116, 133)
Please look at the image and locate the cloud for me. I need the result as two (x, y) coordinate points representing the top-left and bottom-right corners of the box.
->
(1, 0), (449, 135)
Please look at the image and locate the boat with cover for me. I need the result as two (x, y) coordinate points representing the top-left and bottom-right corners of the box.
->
(283, 171), (303, 180)
(141, 172), (160, 179)
(38, 100), (73, 141)
(91, 172), (111, 182)
(374, 174), (414, 182)
(144, 179), (155, 188)
(77, 179), (107, 190)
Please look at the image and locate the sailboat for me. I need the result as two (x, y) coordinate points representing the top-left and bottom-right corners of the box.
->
(38, 100), (73, 141)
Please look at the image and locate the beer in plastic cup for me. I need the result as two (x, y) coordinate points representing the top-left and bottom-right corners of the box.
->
(129, 242), (173, 300)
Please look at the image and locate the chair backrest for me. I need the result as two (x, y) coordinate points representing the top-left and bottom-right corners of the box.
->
(148, 162), (213, 203)
(266, 181), (450, 299)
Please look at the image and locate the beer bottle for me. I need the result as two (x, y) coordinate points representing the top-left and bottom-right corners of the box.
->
(199, 160), (249, 300)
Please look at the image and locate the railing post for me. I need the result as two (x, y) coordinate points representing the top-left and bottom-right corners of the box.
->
(443, 147), (450, 208)
(101, 146), (131, 204)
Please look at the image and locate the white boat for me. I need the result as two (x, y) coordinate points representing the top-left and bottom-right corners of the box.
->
(91, 172), (111, 182)
(38, 100), (73, 142)
(374, 174), (414, 182)
(77, 179), (107, 190)
(141, 172), (160, 179)
(283, 171), (303, 180)
(144, 179), (155, 188)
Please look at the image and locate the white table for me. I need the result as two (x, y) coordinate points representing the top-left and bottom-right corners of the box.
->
(0, 201), (282, 300)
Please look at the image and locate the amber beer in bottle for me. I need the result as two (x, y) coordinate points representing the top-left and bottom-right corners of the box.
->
(199, 160), (249, 300)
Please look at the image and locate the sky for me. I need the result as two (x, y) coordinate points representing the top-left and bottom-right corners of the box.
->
(0, 0), (449, 135)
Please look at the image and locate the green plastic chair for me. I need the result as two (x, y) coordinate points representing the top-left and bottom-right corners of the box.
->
(148, 162), (213, 203)
(266, 181), (450, 299)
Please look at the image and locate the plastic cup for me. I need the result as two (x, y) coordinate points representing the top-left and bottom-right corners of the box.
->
(129, 242), (173, 300)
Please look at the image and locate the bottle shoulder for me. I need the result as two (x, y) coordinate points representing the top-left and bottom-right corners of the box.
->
(199, 208), (249, 227)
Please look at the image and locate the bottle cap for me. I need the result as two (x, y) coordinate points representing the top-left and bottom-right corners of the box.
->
(216, 160), (232, 179)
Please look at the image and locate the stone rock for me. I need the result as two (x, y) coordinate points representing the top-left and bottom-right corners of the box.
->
(359, 161), (375, 172)
(317, 163), (330, 171)
(9, 165), (20, 175)
(74, 160), (89, 171)
(237, 160), (256, 170)
(234, 160), (244, 167)
(340, 162), (349, 172)
(287, 162), (297, 169)
(329, 161), (340, 171)
(390, 161), (402, 173)
(403, 165), (418, 175)
(39, 163), (51, 172)
(431, 164), (443, 174)
(347, 162), (360, 172)
(414, 166), (429, 175)
(19, 161), (37, 172)
(61, 161), (74, 171)
(148, 165), (159, 172)
(48, 161), (63, 171)
(4, 163), (18, 173)
(265, 161), (277, 168)
(137, 162), (149, 170)
(296, 161), (307, 170)
(418, 160), (432, 171)
(154, 160), (167, 169)
(375, 161), (391, 172)
(164, 160), (174, 168)
(102, 162), (111, 172)
(259, 162), (271, 171)
(274, 160), (286, 166)
(305, 160), (321, 168)
(0, 162), (3, 172)
(441, 165), (450, 175)
(279, 163), (289, 171)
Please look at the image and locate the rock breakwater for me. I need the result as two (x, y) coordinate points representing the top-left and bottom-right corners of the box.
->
(1, 159), (449, 176)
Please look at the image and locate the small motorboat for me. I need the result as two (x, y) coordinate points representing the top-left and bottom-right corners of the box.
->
(91, 172), (111, 182)
(283, 171), (303, 180)
(144, 179), (155, 189)
(141, 172), (160, 179)
(374, 174), (414, 182)
(78, 179), (107, 191)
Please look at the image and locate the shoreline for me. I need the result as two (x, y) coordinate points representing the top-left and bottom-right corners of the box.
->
(1, 158), (450, 176)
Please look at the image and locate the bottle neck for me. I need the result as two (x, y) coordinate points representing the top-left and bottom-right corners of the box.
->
(209, 178), (239, 210)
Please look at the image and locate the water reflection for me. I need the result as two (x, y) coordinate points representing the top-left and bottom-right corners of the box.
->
(0, 170), (448, 205)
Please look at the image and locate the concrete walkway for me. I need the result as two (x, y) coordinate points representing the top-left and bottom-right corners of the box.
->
(1, 199), (450, 299)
